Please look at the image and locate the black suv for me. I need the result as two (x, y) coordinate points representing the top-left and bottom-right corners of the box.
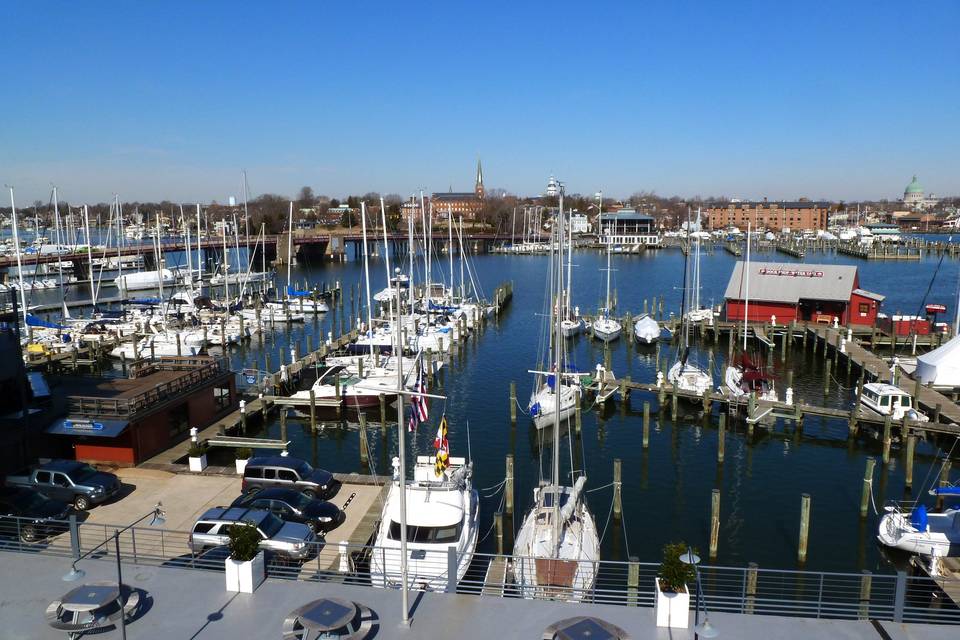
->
(241, 456), (336, 499)
(0, 487), (72, 542)
(230, 488), (344, 533)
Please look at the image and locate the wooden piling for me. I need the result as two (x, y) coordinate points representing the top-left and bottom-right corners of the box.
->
(717, 413), (726, 463)
(379, 394), (387, 430)
(798, 493), (811, 563)
(861, 457), (875, 518)
(882, 416), (892, 464)
(823, 359), (832, 394)
(613, 458), (622, 520)
(937, 461), (952, 511)
(575, 404), (582, 434)
(858, 570), (873, 620)
(509, 381), (517, 424)
(495, 512), (504, 555)
(627, 557), (639, 606)
(642, 402), (650, 449)
(358, 413), (369, 465)
(904, 437), (916, 488)
(745, 562), (758, 614)
(709, 488), (720, 560)
(671, 381), (679, 417)
(309, 389), (317, 432)
(279, 407), (288, 445)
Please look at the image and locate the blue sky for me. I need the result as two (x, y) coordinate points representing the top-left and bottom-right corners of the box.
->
(1, 1), (958, 204)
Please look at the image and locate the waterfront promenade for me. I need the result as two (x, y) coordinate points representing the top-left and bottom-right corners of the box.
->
(0, 552), (953, 639)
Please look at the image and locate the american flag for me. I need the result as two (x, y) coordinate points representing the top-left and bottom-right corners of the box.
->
(407, 362), (429, 432)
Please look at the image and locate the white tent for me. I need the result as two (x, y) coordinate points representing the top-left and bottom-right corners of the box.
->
(916, 335), (960, 387)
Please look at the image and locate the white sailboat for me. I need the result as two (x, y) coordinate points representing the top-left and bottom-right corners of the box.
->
(667, 212), (713, 397)
(724, 224), (777, 402)
(514, 189), (599, 601)
(633, 314), (660, 344)
(270, 201), (329, 314)
(529, 190), (582, 430)
(592, 218), (621, 342)
(559, 195), (582, 338)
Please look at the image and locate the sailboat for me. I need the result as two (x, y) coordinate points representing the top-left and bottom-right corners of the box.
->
(559, 197), (582, 337)
(266, 202), (328, 315)
(667, 211), (713, 397)
(591, 220), (621, 342)
(528, 191), (582, 430)
(514, 191), (599, 601)
(724, 224), (777, 402)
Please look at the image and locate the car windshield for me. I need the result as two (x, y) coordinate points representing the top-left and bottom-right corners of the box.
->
(295, 461), (314, 477)
(291, 493), (313, 510)
(260, 513), (284, 537)
(66, 464), (99, 483)
(12, 491), (51, 511)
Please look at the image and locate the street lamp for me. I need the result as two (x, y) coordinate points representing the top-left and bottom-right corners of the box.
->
(680, 547), (718, 639)
(63, 503), (166, 640)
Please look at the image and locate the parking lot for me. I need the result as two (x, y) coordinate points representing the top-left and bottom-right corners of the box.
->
(39, 467), (388, 563)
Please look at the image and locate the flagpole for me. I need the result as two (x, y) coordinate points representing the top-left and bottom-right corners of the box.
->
(393, 266), (410, 626)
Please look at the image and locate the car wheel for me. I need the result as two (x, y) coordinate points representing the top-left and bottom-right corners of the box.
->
(19, 525), (38, 543)
(302, 489), (316, 499)
(74, 495), (91, 511)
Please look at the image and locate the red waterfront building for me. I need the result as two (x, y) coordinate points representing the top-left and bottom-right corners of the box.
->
(724, 262), (884, 326)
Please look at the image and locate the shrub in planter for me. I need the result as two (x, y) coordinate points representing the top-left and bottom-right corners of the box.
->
(655, 542), (695, 628)
(225, 521), (265, 593)
(235, 447), (253, 474)
(188, 442), (208, 472)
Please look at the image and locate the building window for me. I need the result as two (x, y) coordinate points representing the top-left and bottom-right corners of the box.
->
(215, 387), (231, 411)
(169, 403), (189, 439)
(859, 303), (870, 315)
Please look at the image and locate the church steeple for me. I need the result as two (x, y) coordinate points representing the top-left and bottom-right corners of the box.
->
(475, 157), (484, 199)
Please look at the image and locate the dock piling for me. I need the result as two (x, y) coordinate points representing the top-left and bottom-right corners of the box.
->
(905, 437), (916, 488)
(861, 458), (876, 518)
(505, 455), (514, 515)
(798, 493), (811, 563)
(509, 382), (517, 424)
(717, 413), (726, 463)
(709, 488), (720, 560)
(611, 458), (623, 521)
(642, 402), (650, 449)
(358, 413), (369, 465)
(882, 416), (892, 464)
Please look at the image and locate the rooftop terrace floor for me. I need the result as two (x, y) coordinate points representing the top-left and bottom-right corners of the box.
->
(0, 552), (953, 640)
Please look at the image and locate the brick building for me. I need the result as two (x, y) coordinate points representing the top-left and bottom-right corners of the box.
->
(706, 200), (829, 232)
(431, 159), (485, 220)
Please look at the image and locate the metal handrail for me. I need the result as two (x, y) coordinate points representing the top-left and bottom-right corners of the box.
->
(0, 515), (958, 624)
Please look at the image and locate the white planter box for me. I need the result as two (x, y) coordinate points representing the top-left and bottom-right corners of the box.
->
(655, 579), (690, 628)
(188, 454), (207, 473)
(225, 552), (265, 593)
(235, 458), (249, 475)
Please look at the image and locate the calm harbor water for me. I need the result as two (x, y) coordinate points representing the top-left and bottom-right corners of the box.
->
(21, 239), (960, 573)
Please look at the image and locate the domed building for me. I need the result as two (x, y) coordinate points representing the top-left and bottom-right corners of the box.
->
(902, 175), (937, 210)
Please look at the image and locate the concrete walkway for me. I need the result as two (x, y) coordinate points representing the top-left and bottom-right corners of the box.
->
(0, 552), (953, 640)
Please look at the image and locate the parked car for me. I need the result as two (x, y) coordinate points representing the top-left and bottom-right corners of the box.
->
(241, 456), (336, 499)
(188, 507), (316, 560)
(5, 460), (121, 510)
(230, 488), (345, 533)
(0, 487), (72, 542)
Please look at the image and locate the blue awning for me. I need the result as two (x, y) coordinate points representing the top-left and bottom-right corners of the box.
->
(46, 417), (129, 438)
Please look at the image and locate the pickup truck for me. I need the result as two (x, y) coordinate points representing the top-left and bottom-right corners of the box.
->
(5, 460), (121, 511)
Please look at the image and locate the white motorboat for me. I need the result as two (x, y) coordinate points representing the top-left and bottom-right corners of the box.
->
(633, 314), (660, 344)
(877, 502), (960, 561)
(370, 455), (478, 591)
(291, 364), (403, 409)
(859, 383), (929, 421)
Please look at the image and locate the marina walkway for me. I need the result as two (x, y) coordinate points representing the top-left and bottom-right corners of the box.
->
(0, 552), (953, 639)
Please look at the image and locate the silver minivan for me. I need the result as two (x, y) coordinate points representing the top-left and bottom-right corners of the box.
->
(189, 507), (315, 560)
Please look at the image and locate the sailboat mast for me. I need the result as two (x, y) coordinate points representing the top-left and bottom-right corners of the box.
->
(565, 198), (573, 317)
(392, 264), (410, 624)
(8, 188), (28, 326)
(242, 170), (250, 265)
(286, 202), (294, 297)
(447, 206), (454, 301)
(83, 205), (96, 308)
(195, 204), (203, 291)
(360, 202), (375, 359)
(552, 186), (565, 554)
(52, 187), (66, 313)
(743, 222), (751, 351)
(222, 216), (229, 301)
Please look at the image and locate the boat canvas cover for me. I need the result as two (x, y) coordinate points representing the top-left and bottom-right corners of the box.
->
(916, 335), (960, 387)
(25, 314), (66, 330)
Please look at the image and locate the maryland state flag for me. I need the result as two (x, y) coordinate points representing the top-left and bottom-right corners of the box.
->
(434, 415), (450, 477)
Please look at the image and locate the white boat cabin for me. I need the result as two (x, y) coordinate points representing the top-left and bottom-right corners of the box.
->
(860, 383), (927, 421)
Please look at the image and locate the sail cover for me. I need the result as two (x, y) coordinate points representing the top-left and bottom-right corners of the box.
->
(25, 314), (66, 330)
(286, 285), (311, 297)
(916, 335), (960, 387)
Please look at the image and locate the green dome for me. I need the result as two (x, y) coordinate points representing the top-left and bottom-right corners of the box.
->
(905, 175), (923, 194)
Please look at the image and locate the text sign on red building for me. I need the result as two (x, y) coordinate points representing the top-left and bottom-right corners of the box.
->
(926, 304), (947, 314)
(757, 268), (824, 278)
